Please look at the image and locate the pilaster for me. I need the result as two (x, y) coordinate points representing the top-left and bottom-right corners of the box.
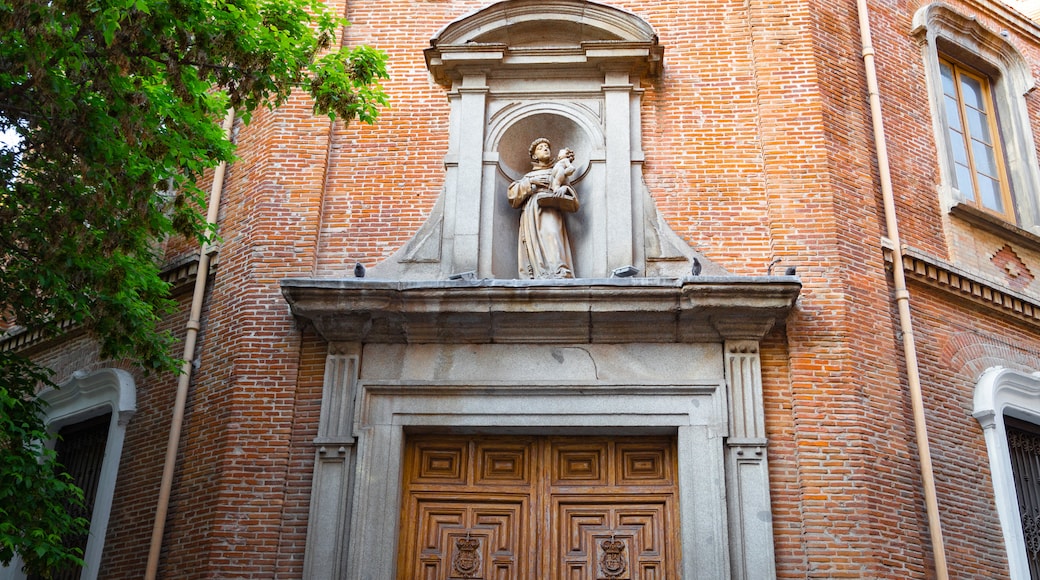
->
(603, 69), (635, 270)
(303, 342), (361, 580)
(450, 72), (489, 275)
(723, 340), (777, 580)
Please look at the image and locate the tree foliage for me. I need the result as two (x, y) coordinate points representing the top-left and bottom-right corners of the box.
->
(0, 353), (88, 576)
(0, 0), (388, 573)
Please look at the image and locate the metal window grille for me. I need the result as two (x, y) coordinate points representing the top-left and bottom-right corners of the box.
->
(1007, 417), (1040, 579)
(29, 413), (111, 580)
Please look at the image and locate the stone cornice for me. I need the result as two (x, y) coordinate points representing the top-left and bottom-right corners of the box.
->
(884, 245), (1040, 327)
(0, 253), (202, 353)
(280, 277), (801, 344)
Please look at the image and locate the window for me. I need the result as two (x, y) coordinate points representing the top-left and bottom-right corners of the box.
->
(939, 58), (1014, 219)
(28, 414), (113, 580)
(913, 3), (1040, 232)
(974, 367), (1040, 580)
(1006, 417), (1040, 578)
(0, 369), (136, 580)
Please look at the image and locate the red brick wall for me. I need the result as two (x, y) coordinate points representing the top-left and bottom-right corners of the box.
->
(24, 288), (194, 576)
(19, 0), (1040, 578)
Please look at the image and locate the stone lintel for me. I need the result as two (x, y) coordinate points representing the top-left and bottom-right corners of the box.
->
(281, 277), (800, 344)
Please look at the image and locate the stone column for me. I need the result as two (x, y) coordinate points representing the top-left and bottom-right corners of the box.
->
(303, 343), (361, 580)
(723, 339), (777, 580)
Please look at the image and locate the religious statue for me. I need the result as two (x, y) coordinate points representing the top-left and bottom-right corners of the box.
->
(507, 138), (579, 279)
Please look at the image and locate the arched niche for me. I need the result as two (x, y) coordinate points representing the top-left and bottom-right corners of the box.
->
(488, 104), (603, 278)
(372, 0), (722, 281)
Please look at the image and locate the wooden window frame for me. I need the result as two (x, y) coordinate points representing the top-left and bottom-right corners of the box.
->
(913, 3), (1040, 235)
(939, 57), (1016, 221)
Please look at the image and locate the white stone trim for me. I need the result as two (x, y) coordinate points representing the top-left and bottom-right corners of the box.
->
(973, 366), (1040, 580)
(913, 2), (1040, 230)
(0, 368), (136, 580)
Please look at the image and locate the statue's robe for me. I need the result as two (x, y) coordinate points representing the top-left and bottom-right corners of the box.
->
(507, 167), (578, 279)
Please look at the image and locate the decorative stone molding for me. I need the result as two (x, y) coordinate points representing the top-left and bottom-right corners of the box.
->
(884, 244), (1040, 328)
(424, 0), (663, 88)
(315, 342), (360, 443)
(725, 340), (766, 441)
(973, 367), (1040, 580)
(281, 277), (801, 345)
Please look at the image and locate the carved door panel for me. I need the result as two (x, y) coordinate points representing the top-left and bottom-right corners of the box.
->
(398, 436), (679, 579)
(551, 499), (672, 580)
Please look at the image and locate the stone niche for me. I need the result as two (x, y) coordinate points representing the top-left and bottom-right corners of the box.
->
(371, 0), (720, 281)
(282, 2), (800, 579)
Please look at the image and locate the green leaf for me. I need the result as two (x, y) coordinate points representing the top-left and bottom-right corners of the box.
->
(0, 0), (388, 573)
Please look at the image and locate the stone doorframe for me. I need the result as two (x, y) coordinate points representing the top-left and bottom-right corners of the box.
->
(283, 276), (799, 579)
(354, 380), (723, 579)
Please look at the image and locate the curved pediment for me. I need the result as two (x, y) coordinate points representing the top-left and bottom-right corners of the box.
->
(432, 0), (657, 46)
(426, 0), (662, 87)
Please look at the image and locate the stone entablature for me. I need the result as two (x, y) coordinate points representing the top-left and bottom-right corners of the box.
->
(282, 276), (800, 344)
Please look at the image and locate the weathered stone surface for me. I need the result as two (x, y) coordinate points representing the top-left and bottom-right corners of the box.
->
(281, 276), (801, 344)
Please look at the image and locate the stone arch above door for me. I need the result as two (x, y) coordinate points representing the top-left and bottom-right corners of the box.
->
(371, 0), (724, 280)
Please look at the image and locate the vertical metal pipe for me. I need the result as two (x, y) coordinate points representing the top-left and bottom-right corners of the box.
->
(144, 109), (235, 580)
(854, 2), (950, 578)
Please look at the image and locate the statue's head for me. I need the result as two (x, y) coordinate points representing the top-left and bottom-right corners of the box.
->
(528, 137), (551, 160)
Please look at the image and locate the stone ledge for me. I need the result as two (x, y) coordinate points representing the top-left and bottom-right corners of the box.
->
(280, 276), (801, 344)
(949, 202), (1040, 251)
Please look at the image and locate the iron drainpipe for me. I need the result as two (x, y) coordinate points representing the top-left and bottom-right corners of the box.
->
(144, 108), (235, 579)
(854, 2), (950, 577)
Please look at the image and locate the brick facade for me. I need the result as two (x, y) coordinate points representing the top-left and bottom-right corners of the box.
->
(11, 0), (1040, 578)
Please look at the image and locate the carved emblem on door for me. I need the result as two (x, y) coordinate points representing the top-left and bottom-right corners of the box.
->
(398, 435), (679, 579)
(598, 537), (628, 579)
(450, 535), (483, 579)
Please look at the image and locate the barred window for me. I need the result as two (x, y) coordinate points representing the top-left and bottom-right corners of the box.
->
(28, 414), (111, 580)
(1007, 417), (1040, 579)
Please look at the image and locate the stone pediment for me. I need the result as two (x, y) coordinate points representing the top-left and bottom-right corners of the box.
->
(425, 0), (663, 87)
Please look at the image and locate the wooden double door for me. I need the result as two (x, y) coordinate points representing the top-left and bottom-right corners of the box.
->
(398, 434), (681, 579)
